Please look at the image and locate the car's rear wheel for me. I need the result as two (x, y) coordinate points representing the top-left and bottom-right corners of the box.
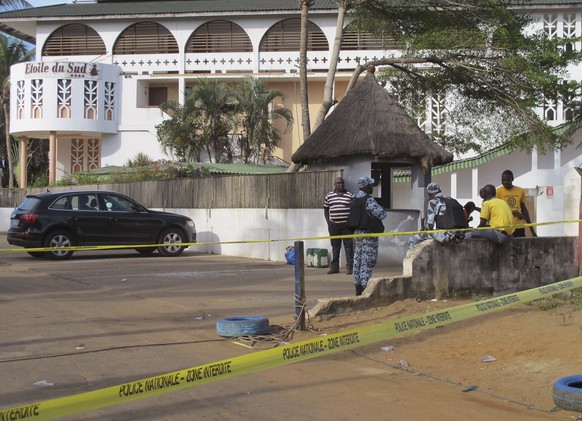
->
(26, 251), (45, 258)
(157, 228), (186, 257)
(135, 247), (156, 255)
(44, 230), (75, 260)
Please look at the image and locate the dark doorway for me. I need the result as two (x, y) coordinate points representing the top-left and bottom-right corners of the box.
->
(371, 162), (411, 209)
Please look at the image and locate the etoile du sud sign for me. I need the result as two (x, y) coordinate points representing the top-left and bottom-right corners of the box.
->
(23, 62), (102, 79)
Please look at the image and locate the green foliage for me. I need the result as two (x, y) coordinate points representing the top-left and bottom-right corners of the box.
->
(157, 98), (203, 162)
(533, 287), (582, 312)
(232, 77), (294, 164)
(50, 161), (208, 187)
(155, 76), (293, 164)
(0, 33), (35, 187)
(351, 0), (582, 155)
(536, 297), (559, 312)
(54, 172), (76, 187)
(28, 172), (48, 188)
(126, 152), (153, 168)
(0, 1), (33, 11)
(190, 78), (236, 163)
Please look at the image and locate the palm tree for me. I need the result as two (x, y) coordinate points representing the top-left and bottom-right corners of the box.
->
(0, 34), (34, 188)
(190, 78), (236, 163)
(0, 0), (33, 188)
(157, 93), (204, 162)
(0, 0), (32, 9)
(233, 77), (293, 164)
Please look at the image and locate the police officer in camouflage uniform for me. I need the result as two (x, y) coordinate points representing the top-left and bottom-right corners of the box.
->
(408, 182), (457, 249)
(350, 176), (387, 296)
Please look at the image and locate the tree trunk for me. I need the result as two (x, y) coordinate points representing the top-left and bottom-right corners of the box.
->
(346, 63), (367, 94)
(3, 101), (14, 188)
(313, 0), (348, 130)
(299, 0), (311, 141)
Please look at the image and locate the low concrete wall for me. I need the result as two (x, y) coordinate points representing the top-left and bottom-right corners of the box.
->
(310, 236), (579, 317)
(403, 237), (579, 298)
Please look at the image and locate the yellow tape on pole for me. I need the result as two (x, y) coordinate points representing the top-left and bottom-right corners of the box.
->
(2, 276), (581, 420)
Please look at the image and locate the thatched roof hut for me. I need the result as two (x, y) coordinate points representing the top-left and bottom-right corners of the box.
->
(291, 66), (453, 167)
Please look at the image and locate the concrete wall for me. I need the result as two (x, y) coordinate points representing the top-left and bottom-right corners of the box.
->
(0, 207), (420, 266)
(159, 208), (419, 266)
(403, 237), (579, 298)
(310, 236), (579, 317)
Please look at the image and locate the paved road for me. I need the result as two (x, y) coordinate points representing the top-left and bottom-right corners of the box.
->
(0, 241), (407, 420)
(0, 242), (555, 420)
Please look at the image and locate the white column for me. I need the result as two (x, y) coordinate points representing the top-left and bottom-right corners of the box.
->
(19, 136), (28, 188)
(49, 131), (57, 184)
(179, 77), (185, 105)
(450, 172), (458, 198)
(472, 168), (479, 200)
(532, 146), (538, 170)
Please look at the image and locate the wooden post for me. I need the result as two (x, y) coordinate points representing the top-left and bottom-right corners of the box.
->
(294, 240), (306, 331)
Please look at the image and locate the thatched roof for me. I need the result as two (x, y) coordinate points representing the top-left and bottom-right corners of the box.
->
(291, 66), (453, 166)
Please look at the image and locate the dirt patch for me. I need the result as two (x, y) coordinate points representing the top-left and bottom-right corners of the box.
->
(297, 295), (582, 419)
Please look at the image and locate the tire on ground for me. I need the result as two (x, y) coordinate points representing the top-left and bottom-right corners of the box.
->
(157, 228), (186, 257)
(553, 375), (582, 412)
(43, 230), (75, 260)
(216, 316), (270, 337)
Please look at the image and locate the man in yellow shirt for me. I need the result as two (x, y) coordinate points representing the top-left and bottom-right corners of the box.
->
(496, 170), (537, 237)
(466, 184), (514, 245)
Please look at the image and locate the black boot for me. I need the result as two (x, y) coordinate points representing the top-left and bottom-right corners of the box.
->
(355, 284), (363, 296)
(327, 266), (339, 274)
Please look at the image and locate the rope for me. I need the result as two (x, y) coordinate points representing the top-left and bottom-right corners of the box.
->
(231, 303), (321, 349)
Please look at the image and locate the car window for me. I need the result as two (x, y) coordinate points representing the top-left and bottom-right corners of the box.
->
(101, 193), (136, 212)
(50, 196), (72, 210)
(70, 194), (100, 211)
(18, 197), (42, 211)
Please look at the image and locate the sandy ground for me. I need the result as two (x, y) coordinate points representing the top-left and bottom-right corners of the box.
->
(294, 295), (582, 420)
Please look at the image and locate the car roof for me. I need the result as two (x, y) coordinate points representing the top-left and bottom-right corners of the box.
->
(28, 190), (120, 198)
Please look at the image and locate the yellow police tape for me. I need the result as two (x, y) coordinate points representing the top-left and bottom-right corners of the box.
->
(1, 219), (580, 253)
(2, 276), (581, 420)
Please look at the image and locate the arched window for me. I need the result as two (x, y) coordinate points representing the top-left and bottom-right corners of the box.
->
(259, 18), (328, 52)
(42, 24), (106, 56)
(186, 20), (252, 53)
(341, 24), (397, 50)
(113, 21), (178, 55)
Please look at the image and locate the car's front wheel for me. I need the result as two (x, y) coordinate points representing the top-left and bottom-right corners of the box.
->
(157, 228), (186, 257)
(44, 230), (75, 260)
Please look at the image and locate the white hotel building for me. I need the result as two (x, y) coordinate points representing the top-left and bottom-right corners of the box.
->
(0, 0), (581, 238)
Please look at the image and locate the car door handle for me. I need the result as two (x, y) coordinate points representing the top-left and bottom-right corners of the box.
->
(108, 217), (118, 222)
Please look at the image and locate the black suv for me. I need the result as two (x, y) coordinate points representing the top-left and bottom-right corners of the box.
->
(7, 190), (196, 259)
